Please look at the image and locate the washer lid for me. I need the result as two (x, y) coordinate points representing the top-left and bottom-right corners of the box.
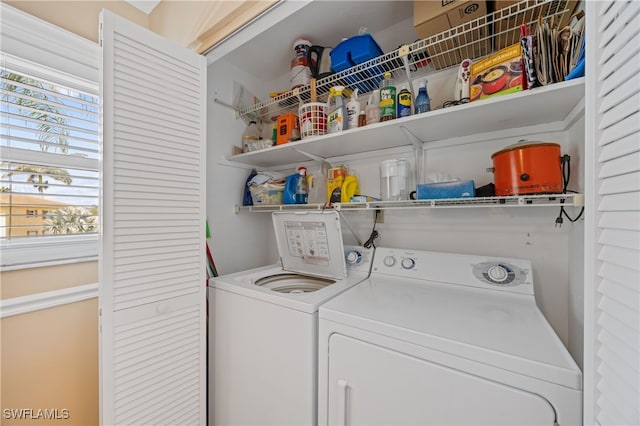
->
(272, 210), (347, 280)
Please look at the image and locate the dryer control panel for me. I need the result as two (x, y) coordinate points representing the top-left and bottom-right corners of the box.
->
(371, 247), (534, 296)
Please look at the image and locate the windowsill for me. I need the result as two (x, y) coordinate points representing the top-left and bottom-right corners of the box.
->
(0, 235), (99, 271)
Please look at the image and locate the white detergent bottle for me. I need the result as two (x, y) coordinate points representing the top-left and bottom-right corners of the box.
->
(346, 88), (360, 129)
(328, 85), (348, 133)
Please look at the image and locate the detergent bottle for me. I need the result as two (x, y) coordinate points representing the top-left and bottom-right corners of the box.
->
(327, 165), (347, 203)
(327, 86), (348, 133)
(341, 174), (360, 203)
(346, 88), (360, 129)
(283, 171), (299, 205)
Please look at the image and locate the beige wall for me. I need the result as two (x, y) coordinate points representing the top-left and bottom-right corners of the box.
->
(4, 0), (149, 43)
(149, 1), (276, 53)
(5, 0), (275, 53)
(1, 262), (98, 425)
(1, 298), (99, 425)
(1, 261), (98, 300)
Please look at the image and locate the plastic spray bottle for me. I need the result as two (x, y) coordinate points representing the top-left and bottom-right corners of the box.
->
(294, 166), (309, 204)
(414, 79), (431, 114)
(328, 86), (348, 133)
(346, 88), (361, 129)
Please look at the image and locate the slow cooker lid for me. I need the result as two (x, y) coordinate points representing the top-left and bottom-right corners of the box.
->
(491, 141), (560, 159)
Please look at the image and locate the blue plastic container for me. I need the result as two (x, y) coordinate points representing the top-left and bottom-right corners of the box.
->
(415, 180), (476, 200)
(330, 34), (384, 93)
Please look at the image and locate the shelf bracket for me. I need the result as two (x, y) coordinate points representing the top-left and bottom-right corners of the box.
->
(292, 149), (334, 170)
(399, 126), (423, 150)
(400, 126), (426, 186)
(213, 98), (258, 124)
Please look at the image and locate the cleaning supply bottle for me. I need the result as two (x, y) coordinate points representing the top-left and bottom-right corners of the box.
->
(366, 92), (380, 125)
(242, 120), (260, 152)
(414, 79), (431, 114)
(327, 86), (348, 133)
(327, 166), (347, 203)
(397, 86), (412, 118)
(341, 174), (360, 203)
(358, 110), (366, 127)
(294, 166), (309, 204)
(379, 72), (396, 122)
(346, 88), (361, 129)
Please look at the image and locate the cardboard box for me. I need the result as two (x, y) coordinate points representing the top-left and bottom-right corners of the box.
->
(414, 0), (490, 69)
(470, 43), (523, 101)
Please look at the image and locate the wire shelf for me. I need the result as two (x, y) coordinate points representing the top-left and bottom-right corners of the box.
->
(238, 0), (575, 123)
(243, 193), (584, 212)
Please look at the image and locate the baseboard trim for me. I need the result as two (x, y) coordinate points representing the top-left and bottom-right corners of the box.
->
(0, 283), (98, 318)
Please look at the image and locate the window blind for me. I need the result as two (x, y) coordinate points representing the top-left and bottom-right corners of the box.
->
(0, 3), (100, 268)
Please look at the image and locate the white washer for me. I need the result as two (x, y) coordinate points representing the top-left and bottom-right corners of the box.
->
(210, 211), (372, 426)
(318, 247), (582, 425)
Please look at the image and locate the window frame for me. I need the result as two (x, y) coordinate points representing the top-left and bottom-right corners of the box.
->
(1, 3), (100, 270)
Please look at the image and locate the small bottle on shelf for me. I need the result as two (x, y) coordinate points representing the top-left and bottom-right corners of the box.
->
(379, 72), (396, 122)
(358, 110), (366, 127)
(242, 120), (260, 152)
(397, 85), (412, 118)
(294, 166), (309, 204)
(366, 92), (380, 125)
(414, 80), (431, 114)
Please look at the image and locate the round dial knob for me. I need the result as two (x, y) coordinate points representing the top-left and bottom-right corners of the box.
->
(345, 250), (362, 265)
(487, 265), (510, 283)
(401, 257), (415, 269)
(383, 256), (396, 267)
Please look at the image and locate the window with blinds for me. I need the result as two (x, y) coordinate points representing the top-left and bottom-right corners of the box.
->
(1, 67), (100, 235)
(0, 3), (100, 268)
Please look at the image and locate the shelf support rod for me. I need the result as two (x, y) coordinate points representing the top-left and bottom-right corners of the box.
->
(292, 149), (334, 170)
(400, 126), (426, 186)
(212, 98), (257, 124)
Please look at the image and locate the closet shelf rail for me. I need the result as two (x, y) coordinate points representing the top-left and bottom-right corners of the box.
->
(239, 0), (574, 123)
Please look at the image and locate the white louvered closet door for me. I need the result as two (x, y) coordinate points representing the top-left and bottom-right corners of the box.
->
(584, 1), (640, 425)
(99, 10), (206, 426)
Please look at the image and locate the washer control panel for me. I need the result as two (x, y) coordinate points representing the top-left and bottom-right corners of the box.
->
(471, 262), (527, 287)
(345, 250), (363, 265)
(372, 247), (534, 295)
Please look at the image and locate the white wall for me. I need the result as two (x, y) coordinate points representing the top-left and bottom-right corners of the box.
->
(320, 126), (577, 349)
(206, 59), (276, 275)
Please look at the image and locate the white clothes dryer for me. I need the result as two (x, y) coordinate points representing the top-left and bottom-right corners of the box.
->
(210, 211), (372, 426)
(318, 247), (582, 426)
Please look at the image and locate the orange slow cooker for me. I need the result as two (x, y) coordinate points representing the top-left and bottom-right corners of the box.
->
(491, 142), (563, 196)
